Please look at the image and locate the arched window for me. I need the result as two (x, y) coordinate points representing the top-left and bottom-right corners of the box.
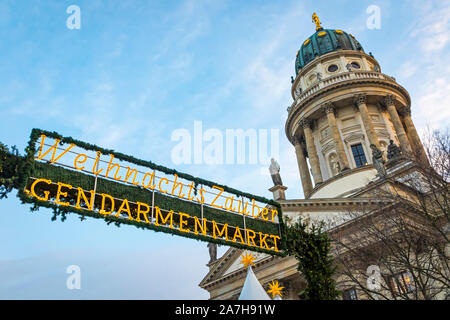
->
(351, 62), (361, 69)
(328, 64), (339, 73)
(351, 144), (367, 167)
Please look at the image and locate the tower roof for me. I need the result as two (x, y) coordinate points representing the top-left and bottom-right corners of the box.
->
(295, 15), (365, 74)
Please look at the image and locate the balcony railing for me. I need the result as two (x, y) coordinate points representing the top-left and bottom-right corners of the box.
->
(287, 71), (397, 113)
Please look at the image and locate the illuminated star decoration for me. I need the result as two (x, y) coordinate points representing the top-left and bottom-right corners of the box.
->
(267, 280), (284, 298)
(240, 252), (256, 268)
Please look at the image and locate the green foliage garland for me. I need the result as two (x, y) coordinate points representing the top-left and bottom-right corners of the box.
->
(285, 220), (340, 300)
(27, 128), (282, 207)
(0, 142), (24, 199)
(0, 129), (287, 255)
(28, 161), (279, 235)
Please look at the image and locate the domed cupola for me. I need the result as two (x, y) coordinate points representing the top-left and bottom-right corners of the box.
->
(295, 13), (364, 74)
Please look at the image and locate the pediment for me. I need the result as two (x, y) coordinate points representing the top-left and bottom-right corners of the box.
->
(223, 251), (269, 276)
(199, 247), (270, 289)
(375, 129), (391, 139)
(321, 140), (335, 154)
(344, 132), (365, 144)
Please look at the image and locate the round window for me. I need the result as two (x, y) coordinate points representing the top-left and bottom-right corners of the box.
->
(328, 64), (338, 72)
(351, 62), (361, 69)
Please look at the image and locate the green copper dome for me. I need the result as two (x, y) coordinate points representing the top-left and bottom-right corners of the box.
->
(295, 28), (364, 74)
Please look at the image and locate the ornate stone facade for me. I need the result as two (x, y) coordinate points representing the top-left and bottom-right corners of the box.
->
(200, 15), (432, 301)
(285, 42), (426, 198)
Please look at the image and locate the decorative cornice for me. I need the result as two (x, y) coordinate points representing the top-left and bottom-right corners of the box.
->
(344, 132), (365, 144)
(341, 124), (362, 134)
(280, 195), (388, 209)
(375, 129), (391, 139)
(353, 93), (367, 106)
(321, 140), (336, 154)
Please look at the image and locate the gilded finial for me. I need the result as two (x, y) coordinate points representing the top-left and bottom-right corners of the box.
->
(312, 12), (323, 31)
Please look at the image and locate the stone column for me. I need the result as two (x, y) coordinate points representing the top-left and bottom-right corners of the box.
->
(299, 118), (323, 185)
(384, 95), (412, 154)
(402, 107), (428, 164)
(323, 102), (350, 170)
(293, 137), (313, 197)
(354, 93), (380, 148)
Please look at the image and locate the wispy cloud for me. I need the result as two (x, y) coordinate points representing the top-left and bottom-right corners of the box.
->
(409, 0), (450, 54)
(397, 0), (450, 130)
(415, 76), (450, 130)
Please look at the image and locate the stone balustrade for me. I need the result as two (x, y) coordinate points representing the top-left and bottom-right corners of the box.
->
(288, 71), (397, 114)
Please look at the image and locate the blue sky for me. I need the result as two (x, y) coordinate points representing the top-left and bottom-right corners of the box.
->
(0, 0), (449, 299)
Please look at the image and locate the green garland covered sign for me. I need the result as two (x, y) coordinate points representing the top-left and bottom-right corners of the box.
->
(16, 129), (284, 255)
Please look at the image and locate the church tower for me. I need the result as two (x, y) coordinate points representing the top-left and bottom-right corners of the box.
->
(199, 14), (432, 300)
(286, 13), (427, 199)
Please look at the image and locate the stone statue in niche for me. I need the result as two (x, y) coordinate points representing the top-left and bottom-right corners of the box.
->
(387, 139), (402, 160)
(269, 158), (283, 186)
(370, 144), (387, 177)
(207, 242), (217, 264)
(329, 154), (340, 176)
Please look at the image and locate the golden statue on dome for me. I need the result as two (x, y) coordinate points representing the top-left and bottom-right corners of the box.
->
(312, 12), (323, 31)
